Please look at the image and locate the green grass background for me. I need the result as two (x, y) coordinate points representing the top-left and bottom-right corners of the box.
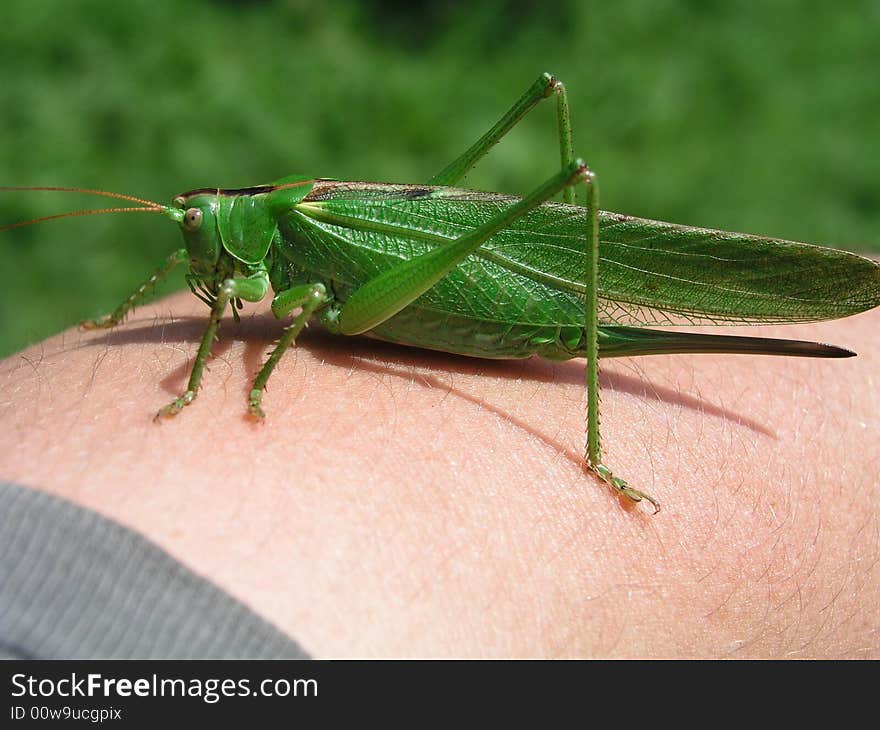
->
(0, 0), (877, 356)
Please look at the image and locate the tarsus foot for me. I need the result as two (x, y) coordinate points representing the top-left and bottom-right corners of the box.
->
(80, 315), (119, 330)
(154, 390), (196, 420)
(247, 389), (266, 420)
(592, 463), (661, 514)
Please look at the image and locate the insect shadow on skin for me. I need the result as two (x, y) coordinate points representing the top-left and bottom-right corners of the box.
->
(3, 72), (878, 513)
(78, 306), (778, 445)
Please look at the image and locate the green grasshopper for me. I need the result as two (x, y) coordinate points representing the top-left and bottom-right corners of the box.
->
(4, 74), (880, 512)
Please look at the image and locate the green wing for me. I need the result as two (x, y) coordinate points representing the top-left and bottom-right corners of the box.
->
(295, 182), (880, 327)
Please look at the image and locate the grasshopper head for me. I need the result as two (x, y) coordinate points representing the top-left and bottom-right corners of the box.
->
(169, 192), (222, 276)
(170, 184), (286, 272)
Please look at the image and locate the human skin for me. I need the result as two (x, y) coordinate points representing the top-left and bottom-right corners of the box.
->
(1, 290), (878, 658)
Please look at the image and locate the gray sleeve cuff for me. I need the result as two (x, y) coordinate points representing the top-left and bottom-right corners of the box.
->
(0, 482), (309, 659)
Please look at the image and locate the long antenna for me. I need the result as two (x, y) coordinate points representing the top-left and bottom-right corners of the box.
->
(0, 185), (164, 209)
(0, 206), (164, 233)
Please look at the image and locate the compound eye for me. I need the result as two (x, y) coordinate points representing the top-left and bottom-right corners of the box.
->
(183, 207), (202, 230)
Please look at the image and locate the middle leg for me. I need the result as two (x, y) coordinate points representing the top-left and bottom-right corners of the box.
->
(248, 282), (328, 419)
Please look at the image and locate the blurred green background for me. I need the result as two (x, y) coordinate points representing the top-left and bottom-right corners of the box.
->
(0, 0), (877, 356)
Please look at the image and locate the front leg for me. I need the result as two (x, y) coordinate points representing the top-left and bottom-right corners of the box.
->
(81, 248), (188, 329)
(156, 270), (269, 419)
